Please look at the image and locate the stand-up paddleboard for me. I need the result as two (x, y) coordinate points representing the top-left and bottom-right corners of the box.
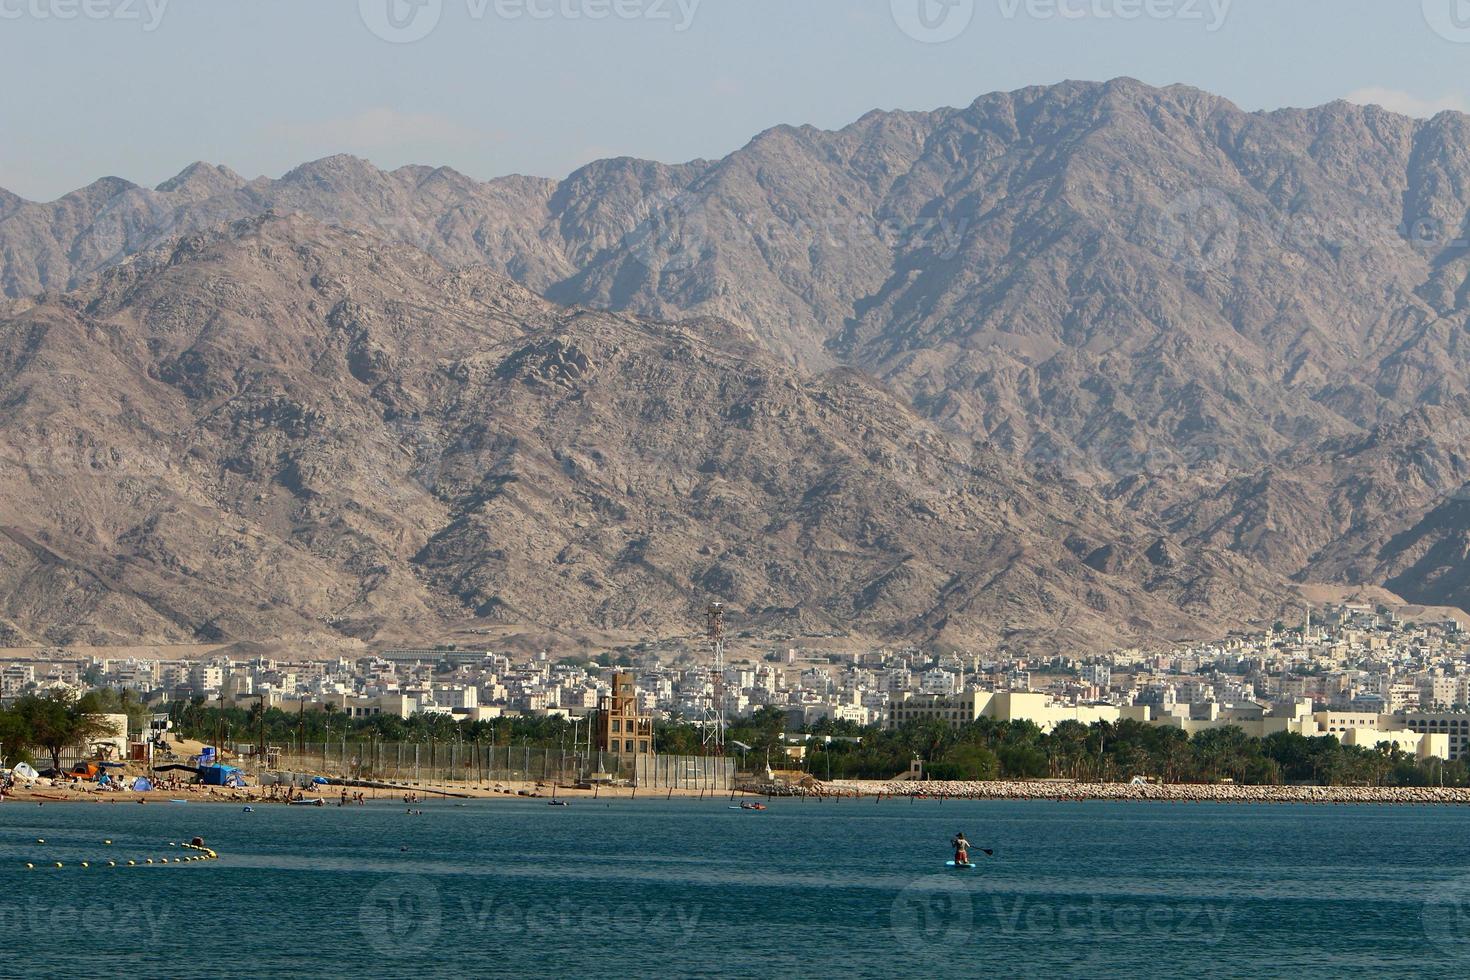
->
(946, 860), (978, 869)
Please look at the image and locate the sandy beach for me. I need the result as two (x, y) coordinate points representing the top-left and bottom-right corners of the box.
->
(1, 776), (754, 806)
(13, 774), (1470, 806)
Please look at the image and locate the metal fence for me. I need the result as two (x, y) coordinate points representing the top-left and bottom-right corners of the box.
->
(216, 741), (736, 790)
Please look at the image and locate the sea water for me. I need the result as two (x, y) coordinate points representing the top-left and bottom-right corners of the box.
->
(3, 796), (1469, 978)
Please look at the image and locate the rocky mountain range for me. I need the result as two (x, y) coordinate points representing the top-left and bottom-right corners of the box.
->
(3, 77), (1470, 651)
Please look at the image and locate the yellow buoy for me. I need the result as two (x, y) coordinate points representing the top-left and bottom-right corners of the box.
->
(104, 840), (112, 845)
(127, 860), (136, 866)
(108, 861), (116, 867)
(24, 863), (33, 870)
(54, 862), (63, 868)
(81, 862), (89, 868)
(145, 859), (153, 865)
(36, 839), (44, 844)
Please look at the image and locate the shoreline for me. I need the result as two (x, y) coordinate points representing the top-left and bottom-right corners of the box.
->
(809, 779), (1470, 805)
(11, 777), (1470, 807)
(0, 778), (747, 806)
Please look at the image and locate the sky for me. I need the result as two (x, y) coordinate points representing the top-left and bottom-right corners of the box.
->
(1, 0), (1468, 202)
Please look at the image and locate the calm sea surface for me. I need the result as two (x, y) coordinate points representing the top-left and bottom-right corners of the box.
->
(4, 796), (1469, 978)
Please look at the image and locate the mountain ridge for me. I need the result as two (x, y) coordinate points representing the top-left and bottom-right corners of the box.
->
(5, 78), (1470, 645)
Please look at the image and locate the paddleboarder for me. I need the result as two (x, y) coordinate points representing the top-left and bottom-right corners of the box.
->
(951, 831), (971, 867)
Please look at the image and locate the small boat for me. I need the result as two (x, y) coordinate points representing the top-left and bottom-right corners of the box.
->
(242, 806), (254, 813)
(547, 800), (570, 807)
(740, 802), (767, 811)
(288, 798), (325, 807)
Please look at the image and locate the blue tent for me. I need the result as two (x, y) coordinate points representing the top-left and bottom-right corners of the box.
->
(200, 764), (246, 787)
(132, 777), (153, 792)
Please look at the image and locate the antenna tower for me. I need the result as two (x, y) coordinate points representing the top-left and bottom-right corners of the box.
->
(702, 601), (726, 753)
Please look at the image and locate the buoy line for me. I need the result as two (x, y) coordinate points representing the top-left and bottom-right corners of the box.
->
(23, 840), (219, 869)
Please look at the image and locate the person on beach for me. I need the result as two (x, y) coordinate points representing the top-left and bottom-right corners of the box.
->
(951, 832), (971, 866)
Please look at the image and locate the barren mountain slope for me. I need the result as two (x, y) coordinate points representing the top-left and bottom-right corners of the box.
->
(0, 215), (1295, 649)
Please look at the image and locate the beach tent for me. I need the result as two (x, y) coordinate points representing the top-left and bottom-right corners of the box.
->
(12, 763), (39, 781)
(132, 776), (154, 792)
(200, 764), (246, 787)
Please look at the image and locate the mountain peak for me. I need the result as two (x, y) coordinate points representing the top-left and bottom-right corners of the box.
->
(280, 154), (386, 188)
(60, 175), (140, 206)
(156, 161), (246, 196)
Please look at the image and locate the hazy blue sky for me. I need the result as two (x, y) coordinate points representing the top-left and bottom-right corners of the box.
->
(1, 0), (1468, 201)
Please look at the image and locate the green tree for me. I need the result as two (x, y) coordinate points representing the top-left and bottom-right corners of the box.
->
(931, 742), (1000, 780)
(13, 691), (118, 772)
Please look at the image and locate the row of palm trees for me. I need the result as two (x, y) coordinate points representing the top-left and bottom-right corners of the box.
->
(807, 717), (1467, 787)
